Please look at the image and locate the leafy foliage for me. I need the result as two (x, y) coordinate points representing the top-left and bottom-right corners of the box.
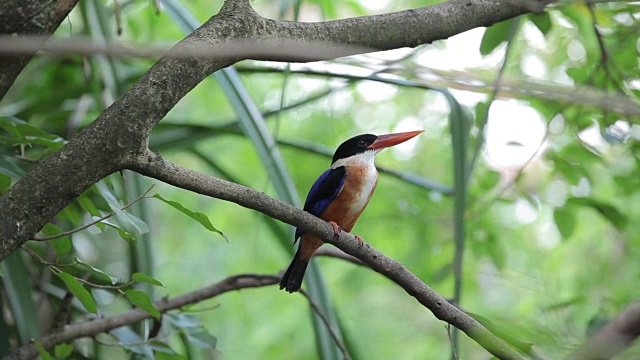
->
(2, 0), (640, 359)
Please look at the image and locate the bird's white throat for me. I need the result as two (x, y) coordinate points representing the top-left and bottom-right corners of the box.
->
(332, 151), (378, 214)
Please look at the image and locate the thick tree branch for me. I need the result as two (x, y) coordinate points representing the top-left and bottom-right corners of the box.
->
(0, 0), (79, 100)
(127, 151), (525, 360)
(3, 274), (279, 360)
(567, 302), (640, 360)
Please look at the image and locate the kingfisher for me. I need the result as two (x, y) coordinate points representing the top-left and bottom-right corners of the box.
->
(279, 130), (424, 293)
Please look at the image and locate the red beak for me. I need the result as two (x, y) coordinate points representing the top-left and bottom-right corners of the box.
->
(369, 130), (424, 151)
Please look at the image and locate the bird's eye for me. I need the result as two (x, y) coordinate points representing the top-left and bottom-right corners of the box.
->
(357, 140), (367, 147)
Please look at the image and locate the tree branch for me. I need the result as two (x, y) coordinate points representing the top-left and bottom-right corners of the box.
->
(567, 302), (640, 360)
(128, 150), (525, 360)
(2, 274), (280, 360)
(32, 185), (155, 241)
(0, 0), (79, 100)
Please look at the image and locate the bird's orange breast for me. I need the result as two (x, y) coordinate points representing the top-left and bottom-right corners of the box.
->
(319, 165), (378, 232)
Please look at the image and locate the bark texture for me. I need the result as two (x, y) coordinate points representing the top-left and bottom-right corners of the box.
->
(0, 0), (79, 99)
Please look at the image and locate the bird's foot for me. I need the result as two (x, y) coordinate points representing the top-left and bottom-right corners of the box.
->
(328, 221), (342, 237)
(328, 221), (363, 247)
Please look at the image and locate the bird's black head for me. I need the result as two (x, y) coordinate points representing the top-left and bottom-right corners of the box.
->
(331, 134), (377, 164)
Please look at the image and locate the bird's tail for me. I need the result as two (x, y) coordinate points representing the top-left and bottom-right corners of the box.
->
(279, 246), (309, 293)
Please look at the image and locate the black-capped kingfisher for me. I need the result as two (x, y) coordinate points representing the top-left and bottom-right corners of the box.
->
(280, 130), (424, 293)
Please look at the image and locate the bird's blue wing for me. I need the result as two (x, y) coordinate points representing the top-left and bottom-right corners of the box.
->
(295, 166), (346, 239)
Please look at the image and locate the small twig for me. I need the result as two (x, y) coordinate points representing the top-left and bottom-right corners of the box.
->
(20, 246), (132, 290)
(32, 184), (155, 241)
(92, 333), (163, 348)
(113, 0), (123, 36)
(12, 155), (40, 163)
(20, 245), (66, 266)
(299, 289), (351, 360)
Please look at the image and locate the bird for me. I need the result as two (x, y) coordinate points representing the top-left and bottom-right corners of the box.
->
(279, 130), (424, 293)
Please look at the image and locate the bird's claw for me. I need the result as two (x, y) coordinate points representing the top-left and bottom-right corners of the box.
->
(328, 221), (342, 237)
(355, 235), (364, 247)
(328, 221), (364, 247)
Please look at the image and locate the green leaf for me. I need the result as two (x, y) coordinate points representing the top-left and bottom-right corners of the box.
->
(152, 194), (227, 241)
(167, 313), (201, 329)
(0, 117), (22, 138)
(0, 117), (65, 150)
(560, 5), (600, 61)
(42, 223), (72, 256)
(54, 343), (74, 359)
(485, 233), (506, 270)
(2, 253), (40, 342)
(551, 155), (587, 185)
(528, 12), (552, 35)
(185, 328), (218, 349)
(56, 272), (98, 314)
(0, 156), (24, 179)
(568, 198), (629, 230)
(110, 326), (154, 357)
(50, 236), (73, 256)
(553, 207), (576, 239)
(544, 295), (586, 310)
(125, 290), (161, 319)
(0, 173), (11, 194)
(77, 192), (102, 217)
(112, 206), (150, 235)
(592, 203), (628, 230)
(148, 341), (184, 359)
(96, 181), (149, 236)
(319, 0), (336, 19)
(480, 19), (514, 55)
(75, 258), (118, 285)
(132, 272), (165, 287)
(566, 67), (589, 83)
(468, 312), (534, 355)
(156, 352), (187, 360)
(34, 341), (53, 360)
(97, 217), (137, 242)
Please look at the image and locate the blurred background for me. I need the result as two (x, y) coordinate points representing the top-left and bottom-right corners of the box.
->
(2, 0), (640, 359)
